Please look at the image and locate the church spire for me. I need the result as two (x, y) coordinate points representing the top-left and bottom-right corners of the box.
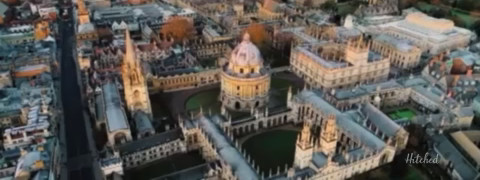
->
(124, 29), (136, 65)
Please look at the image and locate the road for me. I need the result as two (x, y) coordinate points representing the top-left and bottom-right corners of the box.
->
(58, 6), (98, 180)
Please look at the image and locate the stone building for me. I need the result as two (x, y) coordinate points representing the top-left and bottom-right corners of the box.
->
(355, 0), (399, 17)
(371, 34), (421, 69)
(116, 129), (186, 168)
(220, 33), (270, 111)
(287, 90), (408, 180)
(323, 76), (474, 129)
(290, 36), (390, 90)
(121, 30), (152, 115)
(375, 12), (474, 55)
(100, 82), (133, 146)
(258, 0), (284, 21)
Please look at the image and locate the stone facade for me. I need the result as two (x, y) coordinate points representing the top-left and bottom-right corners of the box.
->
(291, 36), (390, 90)
(371, 34), (421, 69)
(122, 30), (152, 115)
(220, 33), (270, 111)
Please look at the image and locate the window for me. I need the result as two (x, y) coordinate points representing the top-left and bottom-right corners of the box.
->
(240, 68), (244, 73)
(237, 86), (240, 90)
(251, 68), (254, 73)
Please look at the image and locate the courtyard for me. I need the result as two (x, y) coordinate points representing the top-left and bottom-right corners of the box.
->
(183, 72), (303, 120)
(387, 108), (417, 121)
(241, 128), (299, 174)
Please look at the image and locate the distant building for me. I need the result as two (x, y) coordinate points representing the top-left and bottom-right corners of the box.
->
(375, 12), (474, 55)
(371, 34), (421, 69)
(431, 131), (480, 180)
(291, 36), (390, 90)
(0, 25), (35, 45)
(323, 76), (474, 129)
(92, 3), (196, 28)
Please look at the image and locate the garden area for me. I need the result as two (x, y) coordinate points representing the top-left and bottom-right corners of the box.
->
(387, 108), (417, 121)
(184, 88), (222, 115)
(414, 1), (480, 29)
(242, 130), (298, 175)
(183, 74), (301, 120)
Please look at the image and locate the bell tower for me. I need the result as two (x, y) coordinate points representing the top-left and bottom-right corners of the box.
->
(77, 0), (90, 24)
(122, 30), (152, 115)
(294, 120), (314, 169)
(319, 114), (337, 156)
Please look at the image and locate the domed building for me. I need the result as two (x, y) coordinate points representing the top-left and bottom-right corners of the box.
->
(220, 33), (270, 111)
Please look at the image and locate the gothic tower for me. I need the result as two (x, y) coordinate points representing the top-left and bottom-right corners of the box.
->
(122, 30), (152, 115)
(77, 0), (90, 25)
(318, 114), (337, 156)
(345, 36), (369, 66)
(294, 120), (314, 169)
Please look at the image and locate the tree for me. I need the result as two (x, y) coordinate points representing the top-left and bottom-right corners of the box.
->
(450, 16), (466, 27)
(243, 23), (269, 48)
(471, 20), (480, 37)
(456, 0), (475, 11)
(431, 8), (447, 18)
(321, 0), (336, 12)
(160, 17), (195, 43)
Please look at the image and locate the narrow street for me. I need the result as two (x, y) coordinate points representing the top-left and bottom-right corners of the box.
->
(58, 5), (99, 180)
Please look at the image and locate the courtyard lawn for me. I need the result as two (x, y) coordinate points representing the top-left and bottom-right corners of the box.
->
(388, 108), (416, 121)
(451, 10), (480, 28)
(336, 2), (360, 16)
(242, 130), (297, 174)
(185, 88), (221, 114)
(269, 77), (296, 108)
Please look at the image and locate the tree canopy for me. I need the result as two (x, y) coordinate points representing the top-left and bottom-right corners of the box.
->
(243, 23), (269, 47)
(160, 17), (195, 43)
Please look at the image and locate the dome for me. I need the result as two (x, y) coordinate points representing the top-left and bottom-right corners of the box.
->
(229, 33), (263, 67)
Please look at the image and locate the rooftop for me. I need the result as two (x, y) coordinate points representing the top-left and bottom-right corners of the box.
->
(117, 129), (182, 155)
(374, 34), (416, 52)
(295, 90), (386, 150)
(198, 115), (258, 180)
(102, 82), (129, 132)
(432, 134), (479, 180)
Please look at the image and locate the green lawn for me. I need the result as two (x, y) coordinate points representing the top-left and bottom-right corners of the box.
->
(451, 10), (480, 28)
(415, 2), (480, 28)
(388, 108), (416, 121)
(269, 77), (297, 108)
(336, 2), (360, 16)
(243, 130), (297, 174)
(185, 88), (221, 114)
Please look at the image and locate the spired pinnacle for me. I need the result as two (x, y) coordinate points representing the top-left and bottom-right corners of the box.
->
(243, 32), (250, 42)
